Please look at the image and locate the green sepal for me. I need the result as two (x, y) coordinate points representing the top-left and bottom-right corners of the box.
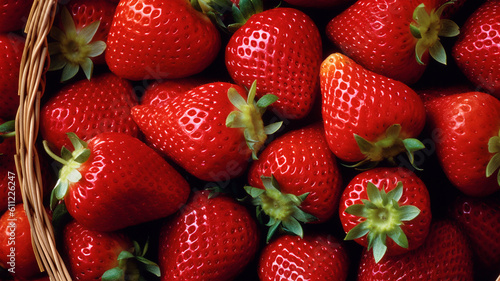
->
(101, 268), (124, 281)
(387, 226), (409, 249)
(0, 120), (15, 142)
(487, 132), (500, 186)
(117, 251), (135, 261)
(266, 220), (281, 243)
(282, 217), (303, 238)
(372, 234), (388, 263)
(344, 221), (369, 240)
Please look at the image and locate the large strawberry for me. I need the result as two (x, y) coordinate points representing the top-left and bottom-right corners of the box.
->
(424, 91), (500, 197)
(357, 220), (474, 281)
(453, 0), (500, 98)
(140, 77), (209, 107)
(158, 190), (260, 281)
(0, 0), (34, 33)
(63, 220), (159, 281)
(320, 53), (426, 168)
(258, 233), (349, 281)
(326, 0), (461, 85)
(43, 132), (190, 232)
(225, 1), (323, 119)
(105, 0), (221, 81)
(132, 81), (281, 182)
(0, 33), (25, 120)
(40, 72), (139, 152)
(339, 167), (432, 262)
(245, 123), (343, 241)
(48, 0), (115, 81)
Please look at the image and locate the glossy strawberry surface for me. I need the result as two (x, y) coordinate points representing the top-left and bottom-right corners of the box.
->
(0, 33), (24, 120)
(141, 78), (208, 107)
(0, 0), (33, 32)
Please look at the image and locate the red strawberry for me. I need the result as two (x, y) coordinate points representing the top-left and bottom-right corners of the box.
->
(0, 204), (40, 279)
(63, 220), (159, 280)
(326, 0), (461, 85)
(339, 167), (432, 262)
(0, 120), (20, 213)
(43, 132), (190, 232)
(245, 123), (343, 241)
(453, 0), (500, 98)
(320, 53), (426, 167)
(40, 72), (139, 152)
(0, 33), (24, 120)
(141, 78), (209, 107)
(132, 81), (281, 182)
(424, 91), (500, 197)
(0, 0), (34, 32)
(158, 190), (260, 281)
(48, 0), (116, 81)
(258, 233), (349, 281)
(284, 0), (354, 8)
(357, 220), (473, 281)
(225, 3), (323, 119)
(105, 0), (221, 81)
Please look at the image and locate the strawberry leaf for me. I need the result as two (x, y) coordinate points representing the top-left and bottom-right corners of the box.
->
(399, 205), (421, 221)
(344, 221), (369, 240)
(372, 234), (388, 263)
(387, 226), (409, 249)
(102, 268), (124, 281)
(117, 251), (135, 261)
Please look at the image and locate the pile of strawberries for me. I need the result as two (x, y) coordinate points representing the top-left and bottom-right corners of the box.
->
(1, 0), (499, 280)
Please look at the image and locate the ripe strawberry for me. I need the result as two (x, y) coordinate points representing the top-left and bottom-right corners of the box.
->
(105, 0), (221, 81)
(225, 2), (323, 119)
(40, 72), (139, 152)
(0, 33), (24, 120)
(0, 120), (20, 213)
(258, 233), (349, 281)
(284, 0), (353, 8)
(453, 0), (500, 98)
(320, 53), (426, 167)
(141, 78), (209, 107)
(357, 220), (473, 281)
(158, 190), (260, 281)
(48, 0), (115, 81)
(326, 0), (461, 85)
(132, 81), (281, 182)
(0, 204), (40, 279)
(63, 220), (159, 280)
(0, 0), (34, 32)
(424, 91), (500, 197)
(43, 132), (190, 232)
(339, 167), (432, 262)
(245, 124), (343, 241)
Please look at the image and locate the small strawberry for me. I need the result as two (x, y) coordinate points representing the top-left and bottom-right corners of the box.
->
(357, 220), (474, 281)
(0, 33), (25, 120)
(453, 0), (500, 98)
(43, 132), (190, 232)
(0, 0), (34, 32)
(225, 1), (323, 119)
(245, 124), (343, 241)
(258, 233), (349, 281)
(424, 91), (500, 197)
(339, 167), (432, 262)
(63, 220), (160, 281)
(132, 81), (281, 182)
(105, 0), (221, 81)
(141, 78), (209, 107)
(40, 72), (139, 152)
(326, 0), (461, 85)
(320, 53), (426, 168)
(158, 190), (260, 281)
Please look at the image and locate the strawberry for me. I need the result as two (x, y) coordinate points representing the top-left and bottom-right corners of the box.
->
(453, 0), (500, 98)
(326, 0), (461, 85)
(320, 53), (426, 168)
(105, 0), (221, 81)
(0, 204), (40, 279)
(63, 220), (159, 280)
(43, 132), (190, 232)
(339, 167), (432, 262)
(0, 0), (34, 33)
(0, 33), (24, 120)
(245, 123), (343, 241)
(0, 120), (20, 213)
(357, 220), (473, 281)
(158, 190), (260, 281)
(141, 78), (209, 107)
(48, 0), (115, 81)
(225, 1), (323, 119)
(450, 195), (500, 277)
(132, 81), (281, 182)
(283, 0), (354, 8)
(424, 91), (500, 197)
(258, 233), (349, 281)
(40, 72), (139, 152)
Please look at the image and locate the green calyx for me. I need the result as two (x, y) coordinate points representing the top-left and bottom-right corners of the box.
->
(228, 0), (264, 32)
(102, 240), (161, 281)
(226, 80), (282, 160)
(191, 0), (233, 31)
(344, 182), (420, 263)
(244, 175), (317, 243)
(410, 1), (460, 65)
(487, 130), (500, 186)
(43, 133), (91, 210)
(48, 7), (106, 82)
(0, 120), (15, 144)
(350, 124), (425, 170)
